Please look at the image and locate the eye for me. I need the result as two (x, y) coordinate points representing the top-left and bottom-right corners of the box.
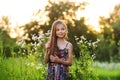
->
(56, 29), (59, 31)
(61, 28), (65, 30)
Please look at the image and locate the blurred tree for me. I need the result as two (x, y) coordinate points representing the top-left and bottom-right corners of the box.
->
(41, 0), (88, 32)
(95, 35), (118, 62)
(99, 16), (113, 39)
(20, 21), (42, 44)
(98, 4), (120, 62)
(21, 0), (97, 58)
(0, 16), (16, 56)
(43, 1), (98, 58)
(0, 16), (16, 47)
(99, 4), (120, 43)
(108, 4), (120, 59)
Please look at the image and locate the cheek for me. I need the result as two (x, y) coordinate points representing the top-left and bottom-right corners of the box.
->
(64, 30), (67, 34)
(56, 31), (59, 36)
(64, 31), (67, 35)
(56, 31), (58, 34)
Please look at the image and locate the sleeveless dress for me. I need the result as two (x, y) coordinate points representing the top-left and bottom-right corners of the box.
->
(46, 43), (69, 80)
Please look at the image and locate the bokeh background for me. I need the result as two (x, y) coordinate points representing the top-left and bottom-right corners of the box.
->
(0, 0), (120, 80)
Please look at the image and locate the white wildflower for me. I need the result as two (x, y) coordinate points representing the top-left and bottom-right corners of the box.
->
(96, 39), (100, 43)
(31, 62), (35, 66)
(16, 38), (26, 47)
(92, 42), (97, 47)
(75, 37), (79, 41)
(38, 33), (44, 39)
(31, 34), (36, 41)
(88, 42), (92, 46)
(26, 62), (30, 66)
(80, 36), (86, 40)
(79, 40), (83, 43)
(36, 66), (40, 70)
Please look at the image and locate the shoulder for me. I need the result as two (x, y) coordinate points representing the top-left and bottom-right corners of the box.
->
(66, 42), (73, 50)
(45, 41), (50, 49)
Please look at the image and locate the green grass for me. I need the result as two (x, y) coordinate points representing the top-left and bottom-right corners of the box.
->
(97, 68), (120, 80)
(0, 57), (120, 80)
(94, 62), (120, 80)
(0, 57), (46, 80)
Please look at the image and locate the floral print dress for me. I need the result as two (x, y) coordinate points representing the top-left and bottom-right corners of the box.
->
(46, 43), (69, 80)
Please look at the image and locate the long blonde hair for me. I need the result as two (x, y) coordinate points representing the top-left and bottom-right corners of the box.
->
(49, 20), (68, 55)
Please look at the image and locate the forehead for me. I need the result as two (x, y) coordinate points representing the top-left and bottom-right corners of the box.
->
(56, 24), (65, 29)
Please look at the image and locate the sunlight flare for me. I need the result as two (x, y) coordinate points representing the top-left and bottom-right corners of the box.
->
(0, 0), (120, 37)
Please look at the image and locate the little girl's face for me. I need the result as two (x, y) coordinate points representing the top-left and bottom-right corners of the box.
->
(56, 24), (67, 38)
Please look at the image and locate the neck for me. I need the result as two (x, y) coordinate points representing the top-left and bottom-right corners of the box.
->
(57, 38), (65, 43)
(57, 38), (67, 49)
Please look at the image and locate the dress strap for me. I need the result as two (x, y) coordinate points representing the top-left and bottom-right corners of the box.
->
(65, 42), (69, 48)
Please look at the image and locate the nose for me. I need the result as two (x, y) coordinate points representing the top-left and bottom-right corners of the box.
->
(58, 29), (62, 33)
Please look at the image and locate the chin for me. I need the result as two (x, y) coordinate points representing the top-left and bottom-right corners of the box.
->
(57, 36), (64, 39)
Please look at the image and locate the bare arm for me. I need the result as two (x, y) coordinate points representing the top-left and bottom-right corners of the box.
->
(50, 43), (73, 66)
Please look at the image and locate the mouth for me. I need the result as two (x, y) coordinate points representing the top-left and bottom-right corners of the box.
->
(58, 34), (64, 36)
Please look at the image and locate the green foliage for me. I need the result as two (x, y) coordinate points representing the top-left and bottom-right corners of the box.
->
(68, 36), (99, 80)
(0, 57), (46, 80)
(99, 4), (120, 42)
(0, 32), (120, 80)
(19, 1), (98, 59)
(1, 56), (120, 80)
(67, 19), (97, 58)
(98, 4), (120, 62)
(0, 17), (17, 57)
(0, 33), (48, 80)
(112, 19), (120, 42)
(0, 32), (100, 80)
(94, 61), (120, 80)
(42, 1), (97, 58)
(45, 1), (88, 24)
(96, 35), (120, 62)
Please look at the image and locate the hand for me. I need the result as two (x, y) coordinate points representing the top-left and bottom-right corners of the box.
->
(50, 55), (60, 63)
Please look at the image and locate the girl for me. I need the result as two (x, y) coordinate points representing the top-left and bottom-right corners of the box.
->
(44, 20), (73, 80)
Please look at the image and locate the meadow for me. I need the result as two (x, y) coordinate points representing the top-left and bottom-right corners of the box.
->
(94, 62), (120, 80)
(0, 34), (120, 80)
(0, 56), (120, 80)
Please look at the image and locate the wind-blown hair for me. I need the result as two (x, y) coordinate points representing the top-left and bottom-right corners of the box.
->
(49, 20), (68, 56)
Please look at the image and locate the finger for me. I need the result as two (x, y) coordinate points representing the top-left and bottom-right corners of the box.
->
(50, 55), (53, 58)
(50, 56), (54, 62)
(50, 56), (53, 60)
